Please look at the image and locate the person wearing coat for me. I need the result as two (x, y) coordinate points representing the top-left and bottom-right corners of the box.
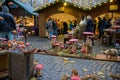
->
(0, 4), (16, 40)
(86, 15), (93, 32)
(85, 15), (94, 45)
(46, 18), (53, 39)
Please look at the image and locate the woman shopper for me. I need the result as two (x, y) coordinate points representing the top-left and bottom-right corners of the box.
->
(0, 4), (16, 40)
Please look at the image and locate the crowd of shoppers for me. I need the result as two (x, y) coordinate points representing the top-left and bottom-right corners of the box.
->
(46, 18), (77, 39)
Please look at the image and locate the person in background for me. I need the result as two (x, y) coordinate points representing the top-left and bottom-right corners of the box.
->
(85, 15), (93, 32)
(70, 69), (81, 80)
(85, 15), (94, 45)
(52, 18), (58, 36)
(56, 19), (61, 35)
(79, 16), (87, 39)
(116, 18), (120, 25)
(105, 18), (112, 29)
(0, 4), (16, 40)
(46, 18), (53, 39)
(98, 17), (106, 39)
(93, 19), (97, 34)
(69, 21), (73, 31)
(73, 20), (77, 29)
(63, 21), (68, 34)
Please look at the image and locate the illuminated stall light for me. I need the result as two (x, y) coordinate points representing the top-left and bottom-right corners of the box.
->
(64, 2), (67, 6)
(89, 8), (92, 10)
(110, 0), (113, 2)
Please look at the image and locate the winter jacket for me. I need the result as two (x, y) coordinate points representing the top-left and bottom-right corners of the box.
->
(0, 5), (16, 32)
(86, 19), (93, 32)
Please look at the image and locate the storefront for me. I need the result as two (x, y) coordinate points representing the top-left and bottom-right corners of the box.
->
(7, 0), (38, 35)
(36, 0), (120, 37)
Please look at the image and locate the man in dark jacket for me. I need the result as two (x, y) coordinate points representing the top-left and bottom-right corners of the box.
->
(84, 15), (94, 45)
(0, 4), (16, 40)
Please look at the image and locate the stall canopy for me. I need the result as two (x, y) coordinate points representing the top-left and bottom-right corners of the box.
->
(12, 0), (38, 16)
(16, 0), (109, 11)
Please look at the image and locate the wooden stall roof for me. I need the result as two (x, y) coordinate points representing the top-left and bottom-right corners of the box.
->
(12, 0), (38, 16)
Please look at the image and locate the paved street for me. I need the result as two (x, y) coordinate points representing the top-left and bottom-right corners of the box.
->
(24, 36), (120, 80)
(34, 54), (120, 80)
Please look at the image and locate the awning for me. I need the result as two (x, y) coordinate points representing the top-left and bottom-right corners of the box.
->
(13, 0), (38, 16)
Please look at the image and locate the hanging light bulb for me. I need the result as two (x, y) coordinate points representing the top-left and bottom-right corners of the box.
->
(94, 5), (96, 8)
(56, 0), (59, 2)
(104, 1), (107, 3)
(89, 8), (91, 10)
(74, 4), (77, 7)
(64, 2), (67, 6)
(110, 0), (113, 2)
(99, 3), (101, 6)
(83, 8), (86, 10)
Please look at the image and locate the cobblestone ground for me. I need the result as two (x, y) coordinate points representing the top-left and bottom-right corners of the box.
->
(34, 54), (120, 80)
(23, 36), (120, 80)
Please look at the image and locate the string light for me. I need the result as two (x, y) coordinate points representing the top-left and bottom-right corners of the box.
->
(74, 4), (77, 7)
(104, 1), (107, 3)
(110, 0), (113, 2)
(89, 8), (91, 10)
(99, 3), (102, 6)
(64, 2), (67, 6)
(83, 8), (86, 10)
(36, 0), (110, 11)
(94, 5), (96, 8)
(44, 5), (46, 8)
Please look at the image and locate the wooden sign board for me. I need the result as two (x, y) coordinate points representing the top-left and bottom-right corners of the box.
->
(58, 7), (65, 11)
(109, 5), (118, 11)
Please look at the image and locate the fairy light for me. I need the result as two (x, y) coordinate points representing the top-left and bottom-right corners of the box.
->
(89, 8), (91, 10)
(74, 4), (77, 7)
(64, 2), (67, 6)
(94, 5), (96, 8)
(110, 0), (113, 2)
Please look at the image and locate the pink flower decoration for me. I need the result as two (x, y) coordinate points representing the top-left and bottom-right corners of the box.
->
(35, 64), (44, 70)
(83, 32), (94, 35)
(26, 42), (30, 46)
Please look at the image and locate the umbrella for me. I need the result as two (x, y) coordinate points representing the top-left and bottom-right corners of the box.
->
(35, 64), (44, 70)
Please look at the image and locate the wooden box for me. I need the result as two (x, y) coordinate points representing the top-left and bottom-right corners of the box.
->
(0, 52), (9, 78)
(9, 53), (34, 80)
